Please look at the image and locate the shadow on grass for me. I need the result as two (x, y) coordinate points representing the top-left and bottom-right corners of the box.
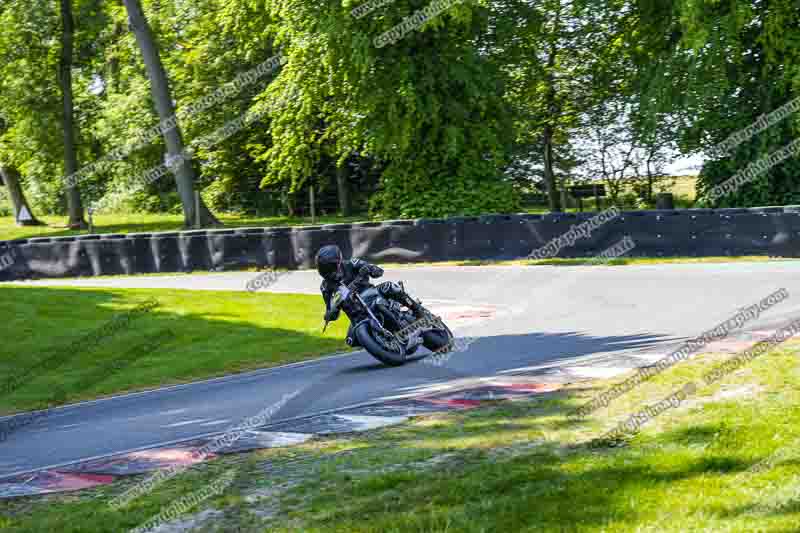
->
(0, 285), (346, 416)
(261, 398), (767, 532)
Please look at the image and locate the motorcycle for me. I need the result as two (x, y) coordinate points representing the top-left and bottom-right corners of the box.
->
(323, 270), (454, 366)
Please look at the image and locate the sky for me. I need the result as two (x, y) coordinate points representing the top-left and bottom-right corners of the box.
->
(665, 153), (704, 176)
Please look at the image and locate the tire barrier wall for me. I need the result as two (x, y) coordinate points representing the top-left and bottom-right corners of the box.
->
(2, 206), (800, 281)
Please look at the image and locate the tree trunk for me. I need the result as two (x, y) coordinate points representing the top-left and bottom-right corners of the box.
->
(122, 0), (220, 228)
(108, 20), (125, 93)
(59, 0), (87, 229)
(336, 164), (352, 216)
(542, 124), (561, 212)
(309, 184), (316, 223)
(541, 4), (562, 213)
(0, 165), (44, 226)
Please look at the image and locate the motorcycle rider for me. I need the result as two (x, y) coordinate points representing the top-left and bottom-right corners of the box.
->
(315, 244), (426, 345)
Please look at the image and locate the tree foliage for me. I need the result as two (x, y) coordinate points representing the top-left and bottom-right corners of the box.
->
(636, 0), (800, 207)
(1, 0), (799, 223)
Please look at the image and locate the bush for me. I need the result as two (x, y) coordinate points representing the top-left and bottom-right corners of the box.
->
(371, 176), (519, 218)
(695, 131), (800, 208)
(370, 159), (520, 219)
(124, 191), (183, 214)
(201, 179), (230, 212)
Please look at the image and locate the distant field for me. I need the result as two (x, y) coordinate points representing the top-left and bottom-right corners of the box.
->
(522, 175), (699, 212)
(618, 174), (698, 203)
(660, 175), (698, 201)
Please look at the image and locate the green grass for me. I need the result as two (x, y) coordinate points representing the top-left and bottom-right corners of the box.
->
(0, 285), (350, 415)
(523, 255), (793, 266)
(3, 330), (800, 532)
(243, 344), (800, 532)
(0, 456), (245, 533)
(377, 255), (798, 269)
(0, 176), (701, 242)
(0, 213), (369, 241)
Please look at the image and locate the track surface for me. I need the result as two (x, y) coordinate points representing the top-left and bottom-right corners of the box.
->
(3, 262), (800, 479)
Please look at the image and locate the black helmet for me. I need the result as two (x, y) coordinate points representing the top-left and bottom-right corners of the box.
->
(316, 245), (343, 279)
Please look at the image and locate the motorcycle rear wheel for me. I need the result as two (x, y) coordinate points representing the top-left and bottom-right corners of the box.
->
(421, 314), (454, 353)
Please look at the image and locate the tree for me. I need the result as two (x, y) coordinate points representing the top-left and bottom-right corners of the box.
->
(493, 0), (570, 212)
(579, 99), (637, 204)
(0, 164), (43, 226)
(0, 0), (80, 218)
(539, 0), (568, 212)
(59, 0), (88, 229)
(0, 111), (43, 226)
(336, 163), (352, 217)
(256, 0), (518, 218)
(121, 0), (219, 227)
(490, 0), (639, 213)
(635, 0), (800, 207)
(629, 118), (676, 205)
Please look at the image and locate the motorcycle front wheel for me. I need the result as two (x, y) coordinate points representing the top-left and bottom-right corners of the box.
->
(354, 322), (407, 366)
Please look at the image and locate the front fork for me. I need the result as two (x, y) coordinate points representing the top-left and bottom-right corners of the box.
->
(355, 293), (406, 354)
(345, 285), (425, 351)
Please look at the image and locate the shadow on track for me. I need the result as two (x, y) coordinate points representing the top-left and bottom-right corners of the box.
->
(267, 329), (676, 424)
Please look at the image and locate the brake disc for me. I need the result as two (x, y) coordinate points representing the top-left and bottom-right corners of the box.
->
(376, 329), (404, 354)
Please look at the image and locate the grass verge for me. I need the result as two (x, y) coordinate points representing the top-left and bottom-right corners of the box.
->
(0, 175), (697, 242)
(0, 213), (368, 242)
(0, 286), (349, 415)
(2, 336), (800, 532)
(380, 255), (798, 268)
(516, 255), (795, 266)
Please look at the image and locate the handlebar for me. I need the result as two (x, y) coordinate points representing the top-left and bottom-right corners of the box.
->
(345, 268), (369, 292)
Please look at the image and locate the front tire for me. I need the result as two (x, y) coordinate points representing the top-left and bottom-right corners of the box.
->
(355, 322), (407, 366)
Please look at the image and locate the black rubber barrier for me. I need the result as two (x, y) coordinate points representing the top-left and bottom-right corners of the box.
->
(151, 233), (181, 273)
(179, 230), (212, 272)
(263, 227), (293, 269)
(3, 206), (800, 281)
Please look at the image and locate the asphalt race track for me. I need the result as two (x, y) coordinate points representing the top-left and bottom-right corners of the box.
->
(3, 262), (800, 480)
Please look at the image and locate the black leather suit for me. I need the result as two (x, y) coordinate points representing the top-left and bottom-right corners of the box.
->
(320, 258), (418, 346)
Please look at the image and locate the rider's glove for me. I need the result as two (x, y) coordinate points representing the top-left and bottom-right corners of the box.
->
(355, 266), (372, 283)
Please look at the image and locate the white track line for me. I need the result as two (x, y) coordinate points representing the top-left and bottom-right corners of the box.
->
(162, 419), (209, 428)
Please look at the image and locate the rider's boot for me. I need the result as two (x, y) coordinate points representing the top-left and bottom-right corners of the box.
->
(378, 281), (427, 318)
(405, 296), (426, 318)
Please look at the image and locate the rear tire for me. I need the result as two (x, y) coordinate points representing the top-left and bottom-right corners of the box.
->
(355, 323), (406, 366)
(423, 328), (453, 352)
(422, 317), (454, 352)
